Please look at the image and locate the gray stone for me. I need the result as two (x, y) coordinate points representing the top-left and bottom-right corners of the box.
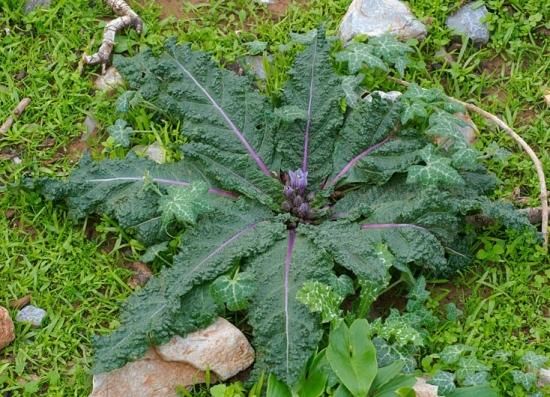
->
(339, 0), (427, 42)
(0, 306), (15, 350)
(94, 66), (124, 93)
(156, 318), (255, 380)
(539, 368), (550, 387)
(244, 56), (271, 80)
(446, 3), (490, 45)
(24, 0), (51, 13)
(144, 142), (167, 164)
(16, 305), (47, 327)
(413, 377), (440, 397)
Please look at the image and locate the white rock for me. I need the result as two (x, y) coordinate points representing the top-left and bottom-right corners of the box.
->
(446, 3), (490, 45)
(339, 0), (427, 42)
(0, 306), (15, 350)
(16, 305), (46, 327)
(90, 349), (208, 397)
(413, 377), (440, 397)
(539, 368), (550, 387)
(156, 318), (255, 380)
(94, 66), (124, 93)
(544, 91), (550, 107)
(364, 90), (402, 103)
(145, 142), (167, 164)
(90, 318), (254, 397)
(24, 0), (51, 13)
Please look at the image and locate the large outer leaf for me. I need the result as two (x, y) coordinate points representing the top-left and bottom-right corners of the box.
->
(276, 30), (344, 185)
(34, 153), (235, 245)
(93, 200), (285, 373)
(248, 228), (336, 384)
(114, 42), (281, 207)
(326, 96), (424, 188)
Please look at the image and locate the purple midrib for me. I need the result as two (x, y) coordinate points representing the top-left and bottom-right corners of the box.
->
(169, 53), (272, 177)
(302, 39), (318, 173)
(361, 223), (427, 232)
(86, 176), (238, 199)
(283, 228), (297, 377)
(325, 135), (393, 188)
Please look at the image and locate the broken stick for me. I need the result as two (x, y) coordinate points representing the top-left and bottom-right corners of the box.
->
(83, 0), (143, 72)
(0, 98), (31, 135)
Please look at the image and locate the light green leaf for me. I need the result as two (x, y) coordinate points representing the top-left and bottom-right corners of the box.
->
(326, 319), (378, 397)
(521, 351), (548, 370)
(401, 102), (428, 125)
(290, 29), (318, 44)
(210, 271), (255, 311)
(297, 281), (344, 324)
(245, 40), (268, 55)
(159, 181), (213, 225)
(266, 374), (292, 397)
(342, 74), (364, 108)
(140, 241), (169, 263)
(107, 119), (134, 147)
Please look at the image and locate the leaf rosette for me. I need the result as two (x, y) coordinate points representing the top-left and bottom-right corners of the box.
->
(34, 30), (531, 384)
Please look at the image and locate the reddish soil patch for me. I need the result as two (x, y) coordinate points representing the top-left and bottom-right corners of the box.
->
(152, 0), (204, 19)
(480, 55), (510, 76)
(483, 86), (509, 104)
(516, 107), (537, 126)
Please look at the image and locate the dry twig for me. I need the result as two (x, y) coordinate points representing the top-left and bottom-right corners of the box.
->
(392, 78), (548, 249)
(82, 0), (143, 73)
(0, 98), (31, 135)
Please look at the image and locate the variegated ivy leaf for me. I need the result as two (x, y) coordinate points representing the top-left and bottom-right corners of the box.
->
(456, 357), (490, 380)
(341, 74), (364, 108)
(368, 34), (414, 77)
(332, 274), (354, 297)
(158, 182), (213, 226)
(492, 350), (511, 362)
(407, 276), (430, 303)
(426, 112), (469, 148)
(371, 309), (424, 347)
(521, 351), (548, 370)
(107, 119), (134, 147)
(140, 241), (169, 263)
(429, 371), (456, 395)
(401, 102), (428, 125)
(274, 105), (308, 122)
(335, 42), (388, 74)
(210, 271), (255, 311)
(357, 244), (393, 312)
(296, 281), (344, 324)
(116, 90), (143, 113)
(440, 344), (473, 364)
(511, 370), (537, 391)
(245, 40), (268, 55)
(451, 148), (479, 170)
(462, 371), (489, 386)
(372, 337), (417, 373)
(290, 30), (317, 44)
(407, 145), (465, 187)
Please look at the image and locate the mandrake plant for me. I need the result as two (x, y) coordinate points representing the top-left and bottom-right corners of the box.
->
(35, 30), (532, 384)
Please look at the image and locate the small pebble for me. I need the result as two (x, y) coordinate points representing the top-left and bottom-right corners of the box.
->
(16, 305), (47, 327)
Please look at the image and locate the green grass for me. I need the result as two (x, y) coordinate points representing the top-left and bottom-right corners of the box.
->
(0, 0), (548, 395)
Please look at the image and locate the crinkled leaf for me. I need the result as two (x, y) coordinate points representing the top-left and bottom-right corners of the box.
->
(107, 119), (134, 147)
(92, 201), (285, 373)
(114, 42), (281, 207)
(445, 303), (463, 321)
(248, 230), (336, 384)
(276, 29), (344, 185)
(210, 270), (256, 311)
(341, 74), (364, 108)
(245, 40), (268, 55)
(290, 30), (318, 44)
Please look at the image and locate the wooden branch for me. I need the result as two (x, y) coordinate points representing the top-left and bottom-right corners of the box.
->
(467, 207), (545, 227)
(83, 0), (143, 72)
(0, 98), (31, 135)
(391, 77), (548, 249)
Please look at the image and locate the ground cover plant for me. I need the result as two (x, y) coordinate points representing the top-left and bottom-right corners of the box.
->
(32, 24), (533, 384)
(1, 0), (548, 396)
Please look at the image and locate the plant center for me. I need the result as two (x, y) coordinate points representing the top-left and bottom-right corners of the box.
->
(282, 169), (313, 221)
